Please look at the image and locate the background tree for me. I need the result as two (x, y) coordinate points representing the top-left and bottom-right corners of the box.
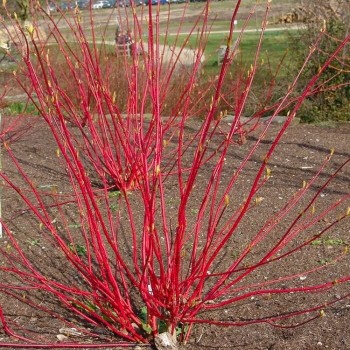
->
(0, 0), (29, 21)
(16, 0), (29, 22)
(292, 0), (350, 122)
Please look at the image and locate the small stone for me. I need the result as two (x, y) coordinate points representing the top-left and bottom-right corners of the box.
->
(59, 327), (81, 336)
(56, 334), (68, 341)
(317, 341), (323, 346)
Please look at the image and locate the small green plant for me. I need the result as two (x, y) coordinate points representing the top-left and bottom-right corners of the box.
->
(68, 243), (87, 257)
(108, 191), (122, 198)
(26, 239), (40, 247)
(318, 259), (329, 265)
(4, 101), (39, 116)
(67, 223), (82, 229)
(108, 190), (121, 211)
(139, 306), (188, 339)
(311, 237), (346, 247)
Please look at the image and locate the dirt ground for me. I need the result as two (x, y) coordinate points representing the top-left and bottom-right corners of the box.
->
(0, 115), (349, 350)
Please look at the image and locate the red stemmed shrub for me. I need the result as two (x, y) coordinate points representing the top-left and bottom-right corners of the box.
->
(0, 0), (349, 348)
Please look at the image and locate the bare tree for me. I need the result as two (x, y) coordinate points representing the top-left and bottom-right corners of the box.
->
(298, 0), (350, 26)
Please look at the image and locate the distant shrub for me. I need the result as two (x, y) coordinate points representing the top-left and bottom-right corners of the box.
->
(292, 16), (350, 122)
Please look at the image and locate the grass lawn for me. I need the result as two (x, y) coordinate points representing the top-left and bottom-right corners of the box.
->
(49, 0), (301, 76)
(162, 29), (297, 76)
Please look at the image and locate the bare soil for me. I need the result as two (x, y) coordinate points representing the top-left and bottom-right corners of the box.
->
(0, 116), (349, 350)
